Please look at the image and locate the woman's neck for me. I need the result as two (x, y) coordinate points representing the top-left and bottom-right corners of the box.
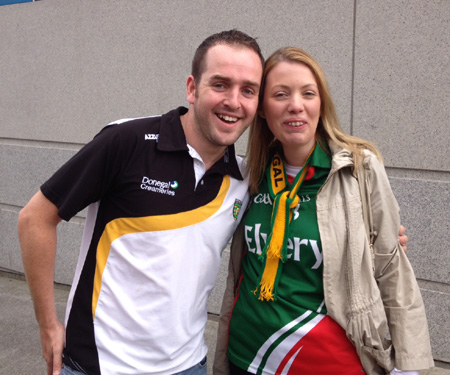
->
(282, 143), (315, 167)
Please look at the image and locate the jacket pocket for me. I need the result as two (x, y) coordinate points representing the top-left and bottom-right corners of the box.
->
(374, 245), (399, 279)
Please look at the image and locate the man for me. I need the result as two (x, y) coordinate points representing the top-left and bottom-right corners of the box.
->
(18, 30), (264, 375)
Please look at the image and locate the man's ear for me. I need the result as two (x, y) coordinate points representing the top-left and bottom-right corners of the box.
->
(258, 108), (266, 119)
(186, 75), (196, 105)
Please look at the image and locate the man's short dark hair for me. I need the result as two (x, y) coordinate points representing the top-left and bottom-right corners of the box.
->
(191, 29), (264, 81)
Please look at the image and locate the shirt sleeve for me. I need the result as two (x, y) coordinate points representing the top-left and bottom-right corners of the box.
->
(40, 124), (126, 221)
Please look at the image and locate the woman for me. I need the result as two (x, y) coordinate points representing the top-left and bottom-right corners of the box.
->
(214, 47), (433, 375)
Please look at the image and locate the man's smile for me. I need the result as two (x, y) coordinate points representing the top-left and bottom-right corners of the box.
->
(218, 113), (239, 123)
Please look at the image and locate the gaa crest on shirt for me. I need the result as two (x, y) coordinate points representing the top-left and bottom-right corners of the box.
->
(233, 199), (243, 220)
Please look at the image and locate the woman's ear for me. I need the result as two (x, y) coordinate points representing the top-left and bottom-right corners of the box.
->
(258, 108), (266, 119)
(186, 75), (196, 104)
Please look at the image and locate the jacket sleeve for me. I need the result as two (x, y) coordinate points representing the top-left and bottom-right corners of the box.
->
(213, 221), (246, 375)
(365, 153), (434, 370)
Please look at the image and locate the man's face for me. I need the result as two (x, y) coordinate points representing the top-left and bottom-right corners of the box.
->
(186, 44), (263, 149)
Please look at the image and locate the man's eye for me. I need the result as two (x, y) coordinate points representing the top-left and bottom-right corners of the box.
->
(243, 88), (255, 95)
(214, 83), (225, 89)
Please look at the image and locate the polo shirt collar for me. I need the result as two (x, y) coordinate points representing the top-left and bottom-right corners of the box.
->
(157, 106), (244, 181)
(310, 141), (332, 169)
(157, 106), (189, 152)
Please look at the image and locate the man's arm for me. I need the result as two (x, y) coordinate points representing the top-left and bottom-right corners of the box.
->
(18, 190), (65, 375)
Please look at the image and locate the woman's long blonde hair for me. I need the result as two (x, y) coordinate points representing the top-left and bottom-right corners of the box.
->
(246, 47), (382, 194)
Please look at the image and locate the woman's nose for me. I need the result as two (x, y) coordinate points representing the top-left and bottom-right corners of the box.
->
(288, 95), (304, 113)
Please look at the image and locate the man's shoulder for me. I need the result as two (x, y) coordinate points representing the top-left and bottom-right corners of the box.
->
(105, 107), (185, 137)
(89, 115), (163, 147)
(107, 114), (163, 130)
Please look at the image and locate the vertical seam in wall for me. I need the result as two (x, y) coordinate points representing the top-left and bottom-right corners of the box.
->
(350, 0), (357, 135)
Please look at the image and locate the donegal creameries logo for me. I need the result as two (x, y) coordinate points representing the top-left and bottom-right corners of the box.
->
(141, 176), (178, 196)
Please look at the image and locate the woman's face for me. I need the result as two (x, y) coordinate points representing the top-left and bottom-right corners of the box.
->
(261, 61), (321, 165)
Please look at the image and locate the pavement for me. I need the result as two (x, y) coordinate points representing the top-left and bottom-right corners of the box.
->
(1, 272), (449, 375)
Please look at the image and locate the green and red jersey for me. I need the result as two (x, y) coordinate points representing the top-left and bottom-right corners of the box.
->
(227, 144), (364, 375)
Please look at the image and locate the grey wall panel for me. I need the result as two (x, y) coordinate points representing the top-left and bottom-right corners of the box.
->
(1, 0), (355, 144)
(1, 0), (189, 143)
(0, 144), (78, 207)
(0, 209), (23, 273)
(390, 177), (450, 284)
(353, 0), (450, 171)
(422, 289), (450, 363)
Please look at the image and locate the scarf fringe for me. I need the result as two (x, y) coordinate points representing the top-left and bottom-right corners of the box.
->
(257, 256), (280, 301)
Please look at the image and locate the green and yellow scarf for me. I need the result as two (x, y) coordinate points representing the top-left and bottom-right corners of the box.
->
(255, 145), (315, 301)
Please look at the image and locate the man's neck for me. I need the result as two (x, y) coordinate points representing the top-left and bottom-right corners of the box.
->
(180, 112), (227, 171)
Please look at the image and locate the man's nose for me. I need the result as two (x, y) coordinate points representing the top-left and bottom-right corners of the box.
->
(224, 88), (241, 110)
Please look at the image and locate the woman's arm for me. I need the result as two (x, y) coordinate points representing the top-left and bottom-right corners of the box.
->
(213, 222), (247, 375)
(366, 153), (433, 371)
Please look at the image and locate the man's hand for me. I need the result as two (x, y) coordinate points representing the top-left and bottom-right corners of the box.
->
(40, 321), (65, 375)
(399, 225), (408, 252)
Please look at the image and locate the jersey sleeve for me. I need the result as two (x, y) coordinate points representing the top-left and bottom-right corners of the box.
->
(41, 124), (127, 221)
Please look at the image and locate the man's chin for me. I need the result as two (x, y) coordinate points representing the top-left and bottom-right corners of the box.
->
(216, 134), (243, 148)
(217, 127), (249, 146)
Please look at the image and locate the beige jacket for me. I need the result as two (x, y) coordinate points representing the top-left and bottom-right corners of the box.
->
(213, 142), (434, 375)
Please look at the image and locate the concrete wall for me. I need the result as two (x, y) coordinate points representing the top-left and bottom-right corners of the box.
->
(1, 0), (449, 366)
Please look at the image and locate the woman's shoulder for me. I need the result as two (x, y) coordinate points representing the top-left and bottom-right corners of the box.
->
(360, 148), (384, 171)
